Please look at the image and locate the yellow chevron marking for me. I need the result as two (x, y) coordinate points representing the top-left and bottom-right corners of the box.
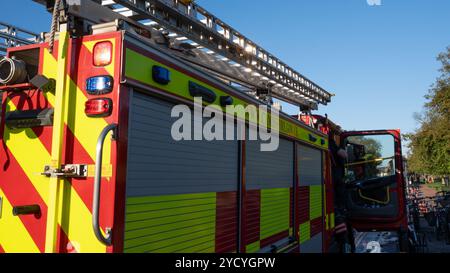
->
(4, 100), (106, 253)
(42, 48), (111, 164)
(64, 78), (111, 163)
(3, 101), (51, 202)
(56, 180), (106, 253)
(0, 189), (40, 253)
(2, 38), (115, 252)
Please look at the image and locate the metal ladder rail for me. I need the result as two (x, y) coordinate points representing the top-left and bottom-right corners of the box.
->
(0, 22), (41, 55)
(173, 47), (317, 108)
(100, 0), (332, 109)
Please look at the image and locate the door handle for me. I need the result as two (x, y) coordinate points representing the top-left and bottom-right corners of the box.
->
(92, 123), (117, 246)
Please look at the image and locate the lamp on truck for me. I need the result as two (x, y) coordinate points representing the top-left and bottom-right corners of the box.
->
(0, 57), (28, 85)
(85, 98), (113, 117)
(93, 41), (112, 67)
(86, 76), (114, 95)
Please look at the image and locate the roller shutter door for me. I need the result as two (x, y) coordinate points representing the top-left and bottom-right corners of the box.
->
(298, 144), (323, 253)
(244, 134), (294, 253)
(124, 91), (239, 253)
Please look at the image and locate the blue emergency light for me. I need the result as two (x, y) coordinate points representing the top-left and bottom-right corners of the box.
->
(152, 65), (171, 85)
(86, 76), (114, 95)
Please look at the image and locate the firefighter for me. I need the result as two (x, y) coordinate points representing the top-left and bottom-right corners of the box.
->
(329, 130), (355, 253)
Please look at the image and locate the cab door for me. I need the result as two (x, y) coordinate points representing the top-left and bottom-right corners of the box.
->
(341, 130), (407, 231)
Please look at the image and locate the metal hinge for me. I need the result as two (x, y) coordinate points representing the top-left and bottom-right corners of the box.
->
(42, 164), (88, 178)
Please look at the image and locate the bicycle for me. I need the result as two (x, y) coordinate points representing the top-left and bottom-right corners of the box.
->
(431, 192), (450, 244)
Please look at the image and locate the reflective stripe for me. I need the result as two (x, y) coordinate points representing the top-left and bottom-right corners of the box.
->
(4, 98), (105, 253)
(124, 193), (217, 253)
(309, 185), (322, 219)
(299, 222), (310, 244)
(260, 188), (290, 241)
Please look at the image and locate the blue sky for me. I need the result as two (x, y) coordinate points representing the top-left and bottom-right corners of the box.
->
(3, 0), (450, 139)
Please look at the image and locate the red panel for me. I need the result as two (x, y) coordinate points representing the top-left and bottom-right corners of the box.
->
(260, 230), (289, 248)
(323, 151), (334, 252)
(310, 217), (323, 237)
(298, 186), (310, 224)
(239, 140), (246, 253)
(244, 190), (261, 246)
(215, 191), (238, 253)
(289, 187), (293, 228)
(111, 85), (130, 253)
(0, 244), (4, 253)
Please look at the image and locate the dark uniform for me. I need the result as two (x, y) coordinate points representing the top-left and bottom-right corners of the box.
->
(329, 135), (354, 252)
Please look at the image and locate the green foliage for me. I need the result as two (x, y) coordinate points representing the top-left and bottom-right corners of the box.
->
(406, 47), (450, 175)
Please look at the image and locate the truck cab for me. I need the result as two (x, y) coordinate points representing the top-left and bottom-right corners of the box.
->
(310, 115), (408, 251)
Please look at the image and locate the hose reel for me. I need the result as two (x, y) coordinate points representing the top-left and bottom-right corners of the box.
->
(0, 57), (28, 85)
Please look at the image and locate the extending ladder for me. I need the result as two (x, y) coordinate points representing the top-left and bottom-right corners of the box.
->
(0, 22), (41, 55)
(33, 0), (332, 110)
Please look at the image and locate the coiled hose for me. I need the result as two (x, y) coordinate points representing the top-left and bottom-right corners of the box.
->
(49, 0), (62, 54)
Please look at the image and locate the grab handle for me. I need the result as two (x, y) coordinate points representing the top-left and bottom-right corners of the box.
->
(92, 123), (117, 246)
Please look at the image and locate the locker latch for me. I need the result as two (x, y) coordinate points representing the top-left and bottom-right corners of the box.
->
(42, 164), (88, 178)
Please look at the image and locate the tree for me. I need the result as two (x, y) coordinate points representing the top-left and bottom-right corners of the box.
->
(405, 47), (450, 176)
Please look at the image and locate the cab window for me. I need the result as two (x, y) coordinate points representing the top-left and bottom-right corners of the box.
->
(344, 134), (396, 183)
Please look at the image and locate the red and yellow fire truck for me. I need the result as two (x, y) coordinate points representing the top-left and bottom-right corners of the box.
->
(0, 0), (408, 253)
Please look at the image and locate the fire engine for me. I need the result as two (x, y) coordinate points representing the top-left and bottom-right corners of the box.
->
(0, 0), (408, 253)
